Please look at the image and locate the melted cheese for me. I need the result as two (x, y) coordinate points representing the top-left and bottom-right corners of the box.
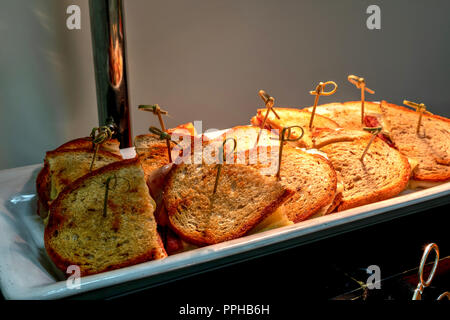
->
(309, 181), (344, 219)
(300, 148), (329, 160)
(407, 157), (419, 173)
(249, 207), (293, 234)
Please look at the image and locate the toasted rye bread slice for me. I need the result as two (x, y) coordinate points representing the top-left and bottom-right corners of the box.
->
(135, 139), (171, 178)
(135, 124), (199, 226)
(210, 125), (280, 152)
(135, 143), (173, 227)
(304, 101), (382, 130)
(167, 122), (197, 136)
(380, 101), (450, 181)
(56, 137), (121, 155)
(249, 145), (338, 222)
(134, 125), (196, 171)
(163, 162), (294, 245)
(312, 128), (371, 149)
(45, 158), (167, 276)
(36, 139), (121, 217)
(252, 107), (340, 148)
(46, 149), (123, 203)
(317, 130), (411, 211)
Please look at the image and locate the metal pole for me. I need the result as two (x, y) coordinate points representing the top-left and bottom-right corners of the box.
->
(89, 0), (132, 147)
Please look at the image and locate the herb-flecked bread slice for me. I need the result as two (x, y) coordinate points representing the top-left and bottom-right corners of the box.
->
(36, 138), (121, 217)
(163, 162), (294, 245)
(45, 158), (167, 276)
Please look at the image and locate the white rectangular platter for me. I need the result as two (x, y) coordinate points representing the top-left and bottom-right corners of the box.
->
(1, 147), (449, 299)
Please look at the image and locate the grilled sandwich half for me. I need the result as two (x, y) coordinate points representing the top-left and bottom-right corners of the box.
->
(303, 101), (382, 130)
(163, 159), (294, 246)
(45, 158), (167, 276)
(380, 101), (450, 186)
(251, 107), (340, 148)
(314, 128), (411, 211)
(36, 137), (122, 218)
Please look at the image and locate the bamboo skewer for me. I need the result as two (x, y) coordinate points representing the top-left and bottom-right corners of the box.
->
(309, 81), (338, 128)
(348, 75), (375, 124)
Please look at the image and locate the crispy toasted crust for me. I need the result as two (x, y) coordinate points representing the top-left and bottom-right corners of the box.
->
(163, 163), (294, 246)
(311, 128), (371, 149)
(303, 101), (382, 130)
(45, 158), (167, 276)
(381, 102), (450, 124)
(36, 163), (50, 217)
(380, 101), (450, 181)
(277, 148), (338, 222)
(210, 125), (279, 153)
(56, 137), (121, 154)
(167, 122), (197, 136)
(44, 148), (123, 211)
(253, 107), (340, 148)
(244, 145), (338, 222)
(36, 138), (121, 216)
(326, 191), (343, 214)
(137, 144), (170, 177)
(45, 148), (123, 163)
(318, 133), (411, 211)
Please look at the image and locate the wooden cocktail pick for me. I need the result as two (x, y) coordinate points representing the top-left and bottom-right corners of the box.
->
(309, 81), (338, 128)
(213, 138), (237, 195)
(101, 175), (130, 218)
(347, 75), (375, 124)
(360, 126), (382, 161)
(89, 126), (114, 172)
(148, 126), (179, 159)
(102, 176), (115, 218)
(139, 104), (173, 161)
(256, 90), (280, 145)
(403, 100), (430, 134)
(272, 126), (304, 180)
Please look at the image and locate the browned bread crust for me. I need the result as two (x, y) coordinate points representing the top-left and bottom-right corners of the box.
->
(56, 137), (121, 155)
(249, 146), (338, 222)
(311, 128), (371, 149)
(303, 101), (382, 130)
(36, 138), (121, 217)
(45, 158), (167, 276)
(36, 163), (50, 217)
(318, 133), (411, 211)
(380, 101), (450, 181)
(45, 148), (123, 209)
(252, 107), (340, 148)
(209, 125), (279, 153)
(167, 122), (197, 136)
(164, 162), (294, 246)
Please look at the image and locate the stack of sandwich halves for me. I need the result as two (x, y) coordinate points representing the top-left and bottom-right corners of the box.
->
(37, 98), (450, 276)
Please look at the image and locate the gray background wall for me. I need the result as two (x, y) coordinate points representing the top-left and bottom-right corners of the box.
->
(0, 0), (449, 170)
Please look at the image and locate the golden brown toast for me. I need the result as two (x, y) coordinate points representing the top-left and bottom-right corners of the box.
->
(252, 107), (340, 148)
(44, 158), (167, 276)
(303, 101), (382, 130)
(209, 125), (279, 153)
(249, 145), (339, 222)
(134, 123), (200, 226)
(36, 138), (121, 218)
(380, 101), (450, 182)
(56, 137), (121, 155)
(316, 129), (411, 211)
(163, 161), (294, 246)
(46, 149), (122, 203)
